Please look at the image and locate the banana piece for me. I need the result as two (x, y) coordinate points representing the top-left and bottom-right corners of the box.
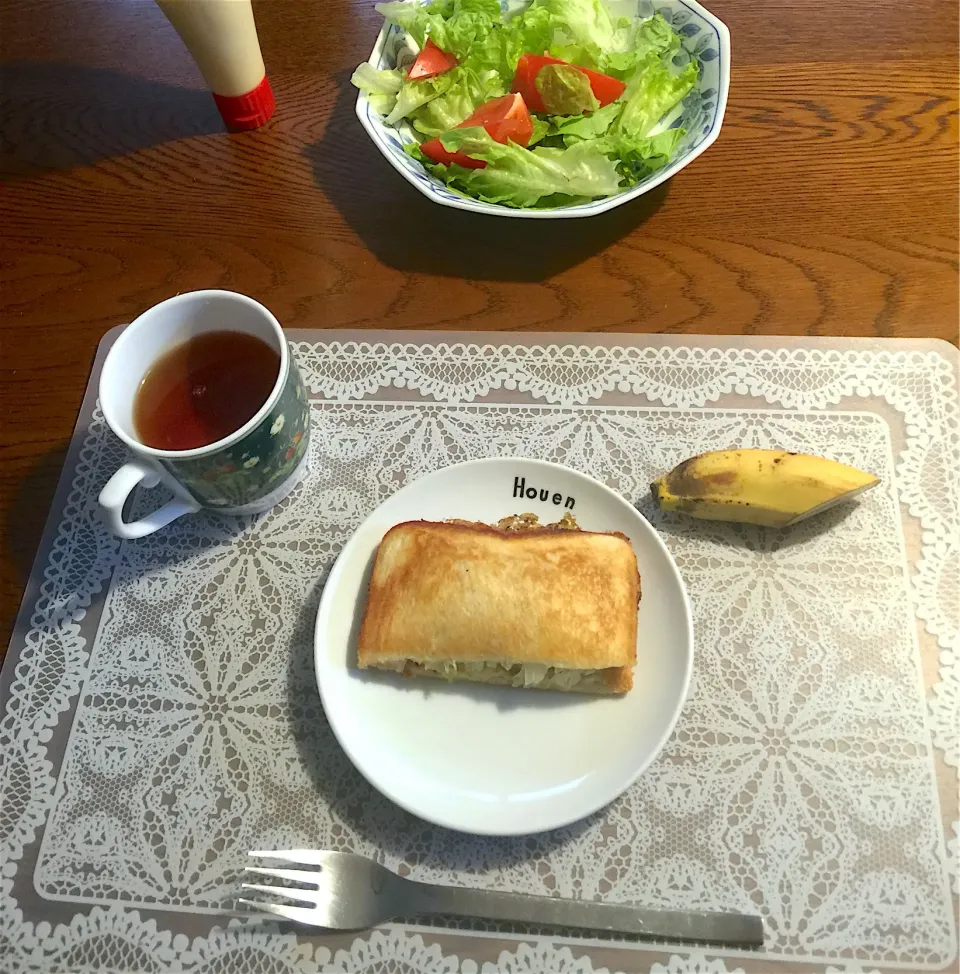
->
(650, 449), (879, 527)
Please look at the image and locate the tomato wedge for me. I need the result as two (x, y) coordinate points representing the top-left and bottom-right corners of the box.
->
(512, 52), (626, 114)
(421, 93), (533, 169)
(407, 38), (458, 80)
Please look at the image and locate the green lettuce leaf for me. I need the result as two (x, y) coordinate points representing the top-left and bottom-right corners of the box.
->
(385, 72), (457, 124)
(603, 13), (681, 76)
(432, 0), (503, 59)
(535, 63), (600, 115)
(351, 63), (404, 115)
(463, 2), (552, 78)
(633, 11), (682, 58)
(549, 42), (601, 70)
(528, 116), (551, 145)
(438, 126), (622, 206)
(548, 101), (621, 141)
(533, 0), (632, 56)
(376, 0), (501, 61)
(375, 0), (431, 47)
(404, 140), (464, 182)
(506, 5), (555, 60)
(614, 58), (697, 139)
(599, 127), (685, 184)
(409, 66), (504, 136)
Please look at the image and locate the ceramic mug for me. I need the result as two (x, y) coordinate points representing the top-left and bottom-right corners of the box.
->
(98, 289), (310, 539)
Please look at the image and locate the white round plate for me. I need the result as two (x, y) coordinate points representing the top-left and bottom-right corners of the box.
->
(314, 458), (693, 835)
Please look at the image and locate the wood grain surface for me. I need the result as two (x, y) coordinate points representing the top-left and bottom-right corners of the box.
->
(1, 0), (958, 647)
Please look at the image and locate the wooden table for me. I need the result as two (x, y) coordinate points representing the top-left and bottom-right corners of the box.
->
(1, 0), (958, 649)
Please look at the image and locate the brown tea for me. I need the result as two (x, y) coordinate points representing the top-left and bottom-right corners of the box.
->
(134, 330), (280, 451)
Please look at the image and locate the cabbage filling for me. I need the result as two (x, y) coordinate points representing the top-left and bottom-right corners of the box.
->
(406, 659), (607, 692)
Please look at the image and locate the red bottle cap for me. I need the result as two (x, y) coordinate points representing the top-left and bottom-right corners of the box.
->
(212, 75), (276, 131)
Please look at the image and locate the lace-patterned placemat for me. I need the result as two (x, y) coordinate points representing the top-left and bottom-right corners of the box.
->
(2, 331), (957, 974)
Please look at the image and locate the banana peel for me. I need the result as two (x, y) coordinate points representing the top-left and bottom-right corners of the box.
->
(651, 449), (879, 527)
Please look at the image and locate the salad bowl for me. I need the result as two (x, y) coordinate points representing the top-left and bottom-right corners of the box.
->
(354, 0), (730, 219)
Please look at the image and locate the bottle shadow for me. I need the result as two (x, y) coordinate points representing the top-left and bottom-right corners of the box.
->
(302, 70), (668, 283)
(1, 62), (224, 178)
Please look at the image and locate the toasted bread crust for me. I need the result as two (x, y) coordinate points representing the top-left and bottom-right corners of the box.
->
(357, 520), (640, 692)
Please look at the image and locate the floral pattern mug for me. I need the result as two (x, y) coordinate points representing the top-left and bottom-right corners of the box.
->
(98, 290), (310, 539)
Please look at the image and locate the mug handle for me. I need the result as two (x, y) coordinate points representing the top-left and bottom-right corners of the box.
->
(99, 460), (201, 539)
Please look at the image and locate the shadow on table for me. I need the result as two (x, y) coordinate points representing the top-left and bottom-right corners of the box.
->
(302, 70), (667, 283)
(286, 582), (597, 874)
(1, 440), (72, 595)
(0, 62), (224, 178)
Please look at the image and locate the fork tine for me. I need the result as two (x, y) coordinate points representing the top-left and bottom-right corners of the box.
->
(241, 882), (316, 904)
(237, 897), (318, 925)
(248, 849), (332, 866)
(244, 865), (321, 887)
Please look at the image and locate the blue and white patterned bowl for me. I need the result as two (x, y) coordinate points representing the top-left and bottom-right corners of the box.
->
(355, 0), (730, 219)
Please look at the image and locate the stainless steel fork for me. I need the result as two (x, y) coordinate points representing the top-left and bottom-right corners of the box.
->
(239, 850), (765, 947)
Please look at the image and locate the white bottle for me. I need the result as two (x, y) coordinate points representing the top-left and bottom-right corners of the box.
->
(156, 0), (275, 130)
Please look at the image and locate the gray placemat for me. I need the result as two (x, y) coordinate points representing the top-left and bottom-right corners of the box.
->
(2, 330), (957, 974)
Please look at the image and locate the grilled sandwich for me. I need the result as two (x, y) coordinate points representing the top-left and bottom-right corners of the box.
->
(357, 517), (640, 694)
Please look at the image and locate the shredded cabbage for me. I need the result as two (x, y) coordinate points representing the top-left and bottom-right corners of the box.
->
(413, 659), (603, 690)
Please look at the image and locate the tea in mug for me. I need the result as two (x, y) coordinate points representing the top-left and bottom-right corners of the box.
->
(133, 330), (280, 451)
